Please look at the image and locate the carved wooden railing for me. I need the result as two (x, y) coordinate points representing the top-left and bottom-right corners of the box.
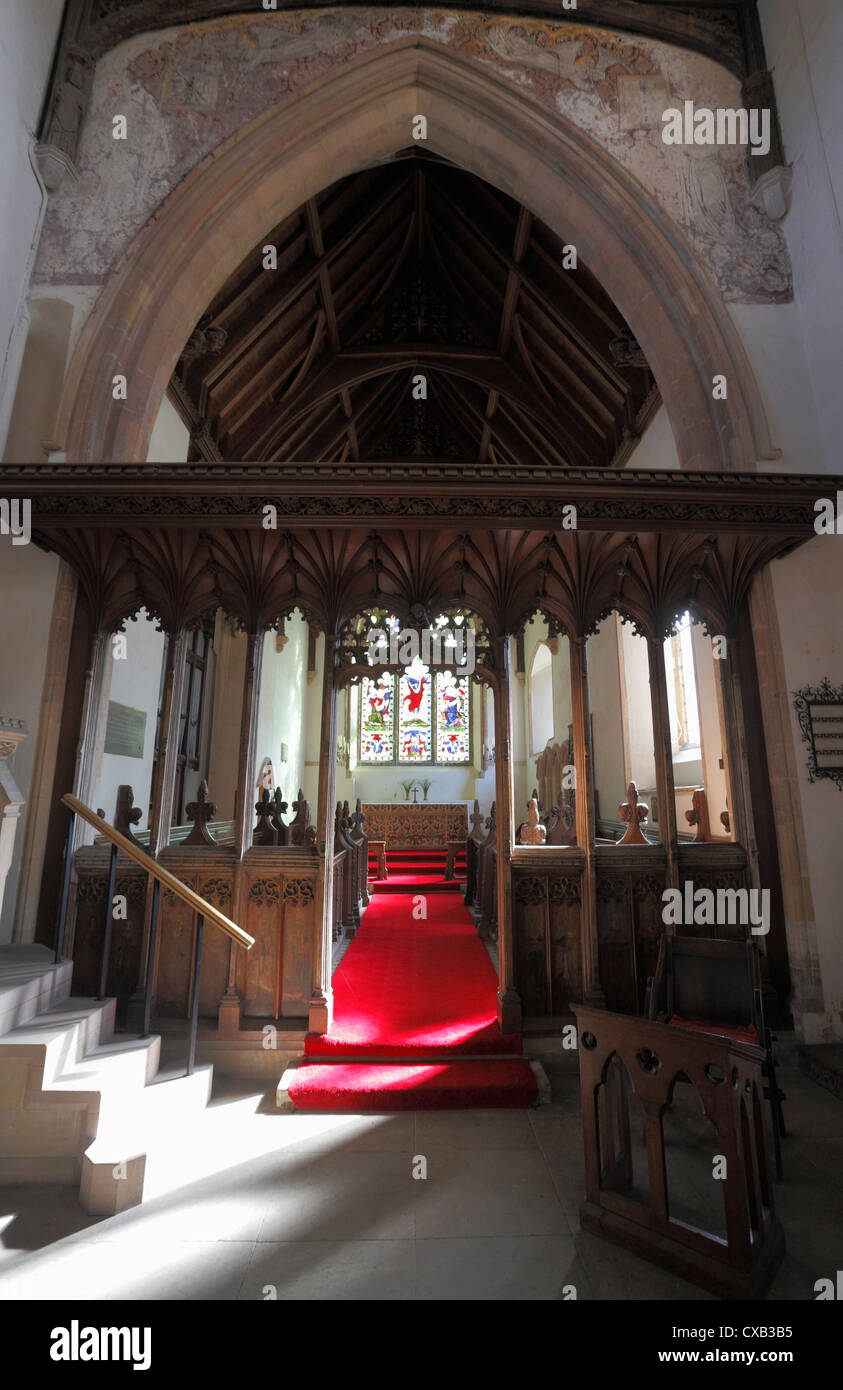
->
(475, 803), (498, 941)
(70, 781), (325, 1029)
(331, 798), (369, 942)
(252, 785), (316, 848)
(573, 1004), (785, 1299)
(334, 803), (355, 938)
(57, 793), (254, 1074)
(684, 786), (731, 843)
(516, 785), (576, 846)
(463, 800), (485, 909)
(348, 799), (370, 911)
(332, 847), (346, 944)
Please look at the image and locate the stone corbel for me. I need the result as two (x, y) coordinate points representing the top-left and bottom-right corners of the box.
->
(742, 66), (792, 223)
(34, 143), (81, 193)
(750, 165), (793, 224)
(37, 26), (94, 193)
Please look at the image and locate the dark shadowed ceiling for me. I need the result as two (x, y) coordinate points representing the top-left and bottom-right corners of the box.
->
(171, 151), (659, 467)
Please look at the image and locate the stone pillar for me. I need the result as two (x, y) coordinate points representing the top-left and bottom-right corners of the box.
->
(647, 635), (679, 890)
(12, 560), (77, 944)
(748, 570), (824, 1035)
(309, 634), (339, 1034)
(493, 636), (521, 1034)
(570, 636), (604, 1007)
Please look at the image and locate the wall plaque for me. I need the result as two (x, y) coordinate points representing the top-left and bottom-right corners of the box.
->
(794, 678), (843, 791)
(104, 701), (147, 759)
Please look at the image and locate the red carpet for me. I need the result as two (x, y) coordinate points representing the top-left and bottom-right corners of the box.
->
(287, 882), (537, 1110)
(369, 874), (462, 893)
(287, 1060), (537, 1111)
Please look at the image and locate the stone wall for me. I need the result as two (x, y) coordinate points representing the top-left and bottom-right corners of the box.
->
(33, 8), (790, 307)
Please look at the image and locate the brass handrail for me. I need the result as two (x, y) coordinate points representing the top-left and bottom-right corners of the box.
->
(61, 793), (254, 950)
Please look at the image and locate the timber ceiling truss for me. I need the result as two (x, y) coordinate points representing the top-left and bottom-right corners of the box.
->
(171, 153), (657, 468)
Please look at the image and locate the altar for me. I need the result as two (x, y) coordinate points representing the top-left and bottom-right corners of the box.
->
(361, 802), (468, 849)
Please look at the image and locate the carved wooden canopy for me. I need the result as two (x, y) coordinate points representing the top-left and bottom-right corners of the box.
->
(171, 151), (658, 468)
(8, 465), (831, 643)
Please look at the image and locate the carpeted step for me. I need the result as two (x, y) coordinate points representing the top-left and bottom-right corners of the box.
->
(291, 888), (529, 1111)
(306, 1033), (522, 1058)
(285, 1059), (538, 1111)
(371, 877), (462, 893)
(382, 860), (466, 868)
(307, 889), (516, 1053)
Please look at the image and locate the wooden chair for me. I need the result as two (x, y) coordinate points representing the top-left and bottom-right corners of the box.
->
(574, 1004), (785, 1299)
(648, 935), (786, 1178)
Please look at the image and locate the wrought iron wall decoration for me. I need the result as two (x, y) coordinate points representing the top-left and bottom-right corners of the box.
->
(794, 678), (843, 791)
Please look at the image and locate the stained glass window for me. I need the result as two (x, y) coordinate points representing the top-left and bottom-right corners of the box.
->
(435, 671), (470, 762)
(357, 613), (472, 765)
(360, 674), (394, 762)
(398, 659), (432, 761)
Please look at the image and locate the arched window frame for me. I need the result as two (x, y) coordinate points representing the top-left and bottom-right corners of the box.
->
(356, 612), (473, 767)
(528, 640), (554, 757)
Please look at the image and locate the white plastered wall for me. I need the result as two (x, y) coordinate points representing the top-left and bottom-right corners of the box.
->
(0, 540), (60, 942)
(0, 0), (65, 456)
(255, 615), (308, 809)
(147, 393), (190, 463)
(90, 613), (165, 830)
(767, 537), (843, 1038)
(757, 0), (843, 473)
(626, 406), (681, 470)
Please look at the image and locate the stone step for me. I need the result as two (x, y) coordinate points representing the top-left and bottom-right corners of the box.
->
(798, 1043), (843, 1101)
(80, 1065), (214, 1215)
(0, 996), (117, 1092)
(0, 945), (73, 1037)
(45, 1032), (161, 1100)
(0, 990), (216, 1213)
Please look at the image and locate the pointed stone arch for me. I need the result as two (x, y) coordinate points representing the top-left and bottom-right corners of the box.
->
(51, 40), (772, 469)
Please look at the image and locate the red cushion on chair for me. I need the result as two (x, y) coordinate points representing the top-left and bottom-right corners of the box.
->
(668, 1015), (758, 1045)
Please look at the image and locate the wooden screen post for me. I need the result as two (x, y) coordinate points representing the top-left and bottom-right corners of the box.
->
(718, 637), (762, 898)
(570, 636), (604, 1007)
(131, 629), (187, 1018)
(493, 637), (521, 1034)
(647, 634), (679, 890)
(234, 632), (264, 861)
(71, 630), (110, 853)
(223, 630), (264, 1033)
(310, 633), (339, 1034)
(148, 631), (187, 858)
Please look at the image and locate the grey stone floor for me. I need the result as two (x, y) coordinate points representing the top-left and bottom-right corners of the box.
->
(0, 1052), (839, 1301)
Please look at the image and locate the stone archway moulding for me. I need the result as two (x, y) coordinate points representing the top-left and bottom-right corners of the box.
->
(51, 40), (773, 470)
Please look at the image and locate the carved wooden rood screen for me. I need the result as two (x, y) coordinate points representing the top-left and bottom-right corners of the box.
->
(7, 465), (824, 1295)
